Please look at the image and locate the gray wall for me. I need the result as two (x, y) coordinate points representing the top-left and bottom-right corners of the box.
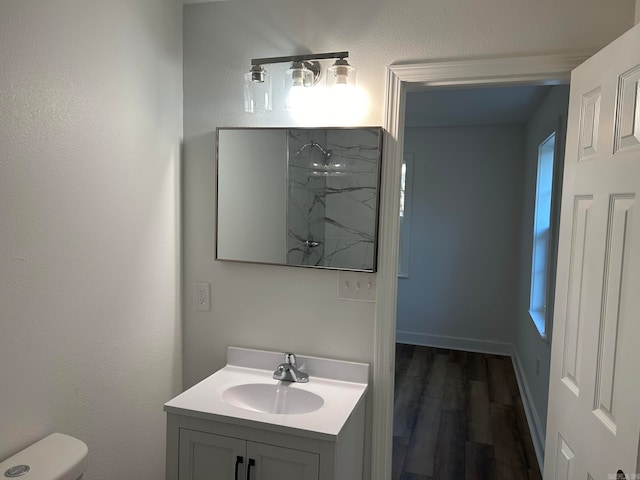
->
(397, 126), (525, 349)
(514, 85), (571, 445)
(0, 1), (183, 479)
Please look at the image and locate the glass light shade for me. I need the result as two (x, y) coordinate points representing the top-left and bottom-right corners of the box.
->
(327, 59), (355, 89)
(244, 66), (272, 113)
(285, 62), (313, 110)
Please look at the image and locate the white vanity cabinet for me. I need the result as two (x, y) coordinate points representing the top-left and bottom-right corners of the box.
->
(166, 403), (365, 480)
(164, 347), (369, 480)
(178, 428), (319, 480)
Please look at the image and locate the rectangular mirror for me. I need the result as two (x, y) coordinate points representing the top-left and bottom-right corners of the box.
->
(216, 127), (383, 271)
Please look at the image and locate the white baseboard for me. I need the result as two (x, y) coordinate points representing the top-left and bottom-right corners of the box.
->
(511, 350), (545, 472)
(395, 330), (545, 471)
(396, 330), (513, 356)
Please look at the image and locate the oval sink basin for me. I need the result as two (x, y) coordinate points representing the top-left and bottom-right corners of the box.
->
(222, 383), (324, 415)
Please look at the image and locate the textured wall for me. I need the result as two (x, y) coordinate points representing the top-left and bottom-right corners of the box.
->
(0, 1), (183, 478)
(397, 126), (525, 346)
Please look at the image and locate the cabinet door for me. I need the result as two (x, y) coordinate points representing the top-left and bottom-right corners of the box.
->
(179, 429), (246, 480)
(246, 441), (319, 480)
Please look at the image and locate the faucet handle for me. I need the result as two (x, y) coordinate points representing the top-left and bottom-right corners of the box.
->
(283, 352), (297, 366)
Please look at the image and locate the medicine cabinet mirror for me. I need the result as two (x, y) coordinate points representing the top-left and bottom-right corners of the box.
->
(216, 127), (382, 272)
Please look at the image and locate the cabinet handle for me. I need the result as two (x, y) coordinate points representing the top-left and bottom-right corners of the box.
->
(234, 456), (244, 480)
(246, 458), (255, 480)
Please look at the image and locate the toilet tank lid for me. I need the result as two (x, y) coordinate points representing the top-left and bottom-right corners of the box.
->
(0, 433), (88, 480)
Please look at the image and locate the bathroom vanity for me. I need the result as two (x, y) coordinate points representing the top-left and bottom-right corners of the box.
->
(164, 347), (369, 480)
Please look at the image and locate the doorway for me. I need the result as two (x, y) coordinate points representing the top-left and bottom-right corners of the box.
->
(392, 84), (569, 478)
(370, 54), (588, 480)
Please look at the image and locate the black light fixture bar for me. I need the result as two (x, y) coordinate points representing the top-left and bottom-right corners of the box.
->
(251, 51), (349, 66)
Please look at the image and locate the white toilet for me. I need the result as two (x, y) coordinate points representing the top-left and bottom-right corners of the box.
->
(0, 434), (88, 480)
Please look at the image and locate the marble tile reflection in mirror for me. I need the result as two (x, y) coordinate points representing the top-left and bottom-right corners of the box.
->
(216, 127), (382, 272)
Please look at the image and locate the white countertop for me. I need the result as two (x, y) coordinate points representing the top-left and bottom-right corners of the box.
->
(164, 347), (369, 441)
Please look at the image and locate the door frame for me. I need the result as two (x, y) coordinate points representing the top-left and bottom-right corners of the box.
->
(371, 53), (589, 480)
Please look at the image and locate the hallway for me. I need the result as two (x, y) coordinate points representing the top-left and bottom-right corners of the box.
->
(392, 344), (542, 480)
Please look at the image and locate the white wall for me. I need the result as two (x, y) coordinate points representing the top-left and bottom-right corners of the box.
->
(182, 0), (632, 475)
(0, 1), (183, 479)
(397, 126), (525, 350)
(514, 85), (570, 449)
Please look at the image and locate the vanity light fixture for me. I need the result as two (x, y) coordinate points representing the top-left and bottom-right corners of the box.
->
(244, 51), (355, 113)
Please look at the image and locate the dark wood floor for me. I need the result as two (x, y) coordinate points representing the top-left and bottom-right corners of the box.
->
(393, 344), (541, 480)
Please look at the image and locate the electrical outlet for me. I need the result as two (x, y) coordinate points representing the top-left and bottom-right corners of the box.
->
(337, 272), (376, 302)
(194, 283), (210, 311)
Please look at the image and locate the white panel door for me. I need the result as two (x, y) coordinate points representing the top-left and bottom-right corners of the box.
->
(544, 23), (640, 480)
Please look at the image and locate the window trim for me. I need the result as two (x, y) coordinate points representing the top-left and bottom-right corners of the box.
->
(529, 122), (565, 342)
(398, 153), (414, 278)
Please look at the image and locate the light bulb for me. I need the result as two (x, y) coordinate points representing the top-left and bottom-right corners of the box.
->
(327, 59), (355, 90)
(285, 62), (313, 109)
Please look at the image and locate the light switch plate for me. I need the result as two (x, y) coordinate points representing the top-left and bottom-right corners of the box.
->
(337, 272), (376, 302)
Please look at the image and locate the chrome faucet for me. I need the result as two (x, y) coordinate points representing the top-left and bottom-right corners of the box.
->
(273, 353), (309, 383)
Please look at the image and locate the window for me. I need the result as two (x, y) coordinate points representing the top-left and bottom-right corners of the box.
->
(529, 132), (557, 338)
(398, 153), (414, 278)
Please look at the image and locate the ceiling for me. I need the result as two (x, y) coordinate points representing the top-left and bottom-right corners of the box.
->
(405, 85), (553, 128)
